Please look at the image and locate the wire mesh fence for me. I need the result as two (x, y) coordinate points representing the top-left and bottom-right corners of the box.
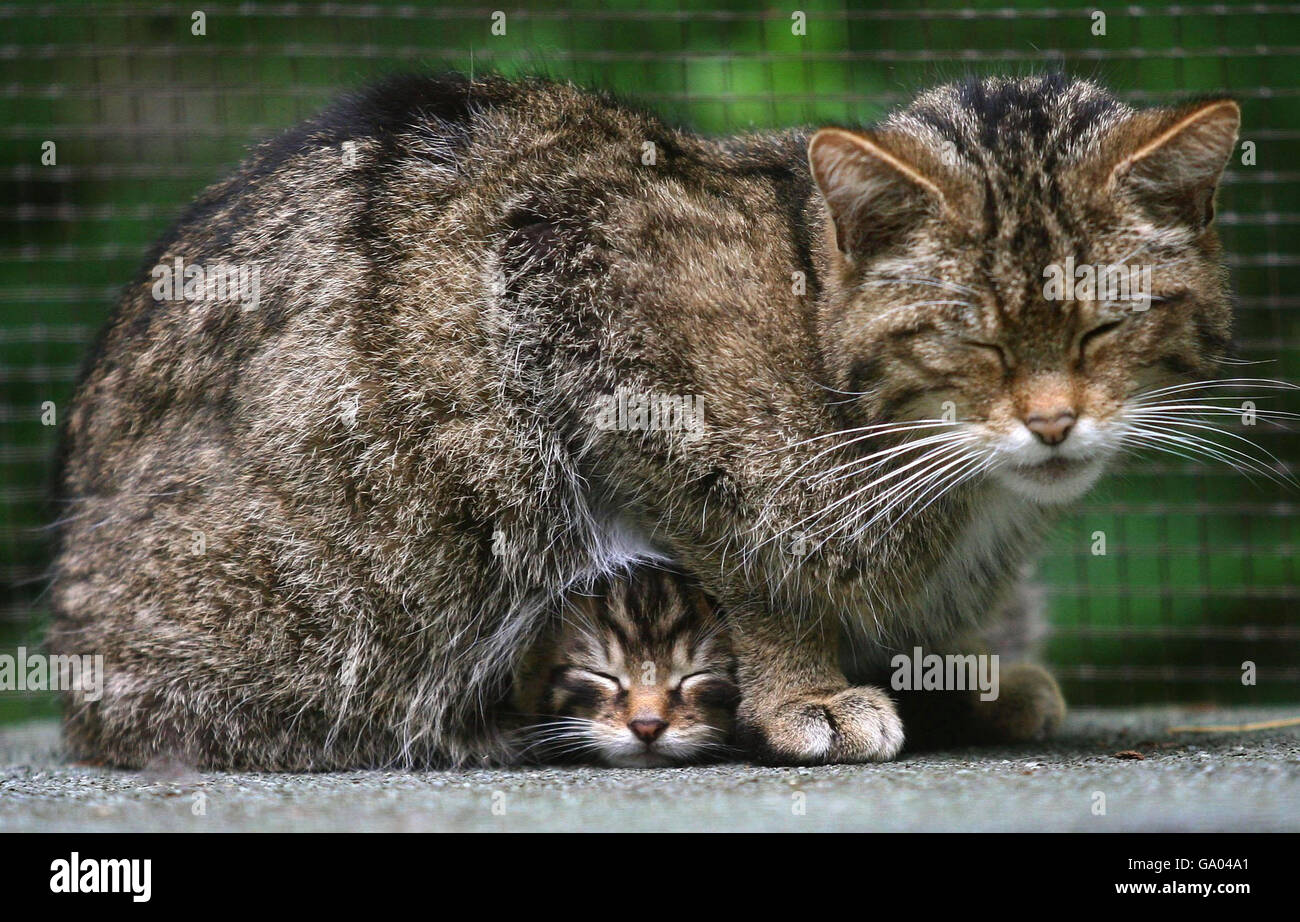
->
(1, 1), (1298, 721)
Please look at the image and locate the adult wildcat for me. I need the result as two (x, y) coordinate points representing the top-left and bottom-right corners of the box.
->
(50, 73), (1240, 769)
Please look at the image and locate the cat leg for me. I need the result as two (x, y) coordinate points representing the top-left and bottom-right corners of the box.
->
(967, 579), (1065, 742)
(892, 661), (1065, 748)
(889, 575), (1065, 748)
(969, 662), (1066, 741)
(730, 603), (903, 764)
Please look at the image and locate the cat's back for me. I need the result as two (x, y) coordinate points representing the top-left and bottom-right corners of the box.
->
(59, 77), (649, 485)
(48, 74), (816, 771)
(58, 72), (810, 549)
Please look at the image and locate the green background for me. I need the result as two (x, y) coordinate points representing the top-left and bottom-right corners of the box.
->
(2, 0), (1298, 723)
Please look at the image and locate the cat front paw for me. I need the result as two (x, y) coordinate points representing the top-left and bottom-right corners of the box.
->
(743, 686), (904, 764)
(972, 663), (1066, 742)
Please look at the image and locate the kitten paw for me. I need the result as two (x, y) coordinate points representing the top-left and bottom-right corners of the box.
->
(745, 686), (904, 764)
(973, 663), (1066, 742)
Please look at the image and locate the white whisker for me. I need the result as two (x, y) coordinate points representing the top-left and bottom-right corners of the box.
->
(1123, 424), (1295, 489)
(861, 275), (979, 297)
(803, 443), (978, 547)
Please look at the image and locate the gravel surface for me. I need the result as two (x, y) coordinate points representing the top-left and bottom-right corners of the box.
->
(2, 707), (1297, 832)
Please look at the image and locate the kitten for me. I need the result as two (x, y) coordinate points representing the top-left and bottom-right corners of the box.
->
(514, 569), (736, 767)
(50, 73), (1243, 769)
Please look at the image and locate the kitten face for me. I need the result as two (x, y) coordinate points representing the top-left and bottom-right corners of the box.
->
(810, 76), (1239, 505)
(532, 572), (736, 768)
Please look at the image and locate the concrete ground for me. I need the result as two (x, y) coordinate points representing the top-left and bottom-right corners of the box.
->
(1, 707), (1297, 832)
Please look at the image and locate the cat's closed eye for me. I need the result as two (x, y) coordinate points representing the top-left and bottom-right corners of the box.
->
(961, 338), (1012, 370)
(1077, 318), (1126, 355)
(573, 668), (622, 689)
(676, 670), (717, 690)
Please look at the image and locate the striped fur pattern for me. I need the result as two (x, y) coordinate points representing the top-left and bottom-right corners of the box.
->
(514, 568), (736, 767)
(48, 73), (1243, 768)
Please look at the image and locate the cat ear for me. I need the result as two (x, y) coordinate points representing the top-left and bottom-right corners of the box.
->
(1108, 99), (1240, 230)
(808, 128), (951, 261)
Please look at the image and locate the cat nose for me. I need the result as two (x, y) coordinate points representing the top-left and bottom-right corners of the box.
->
(628, 718), (668, 743)
(1024, 409), (1076, 446)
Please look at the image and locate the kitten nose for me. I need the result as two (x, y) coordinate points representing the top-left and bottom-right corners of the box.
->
(1024, 410), (1077, 446)
(628, 718), (667, 743)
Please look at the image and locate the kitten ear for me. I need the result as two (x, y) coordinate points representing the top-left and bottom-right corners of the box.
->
(1108, 99), (1240, 230)
(808, 128), (950, 261)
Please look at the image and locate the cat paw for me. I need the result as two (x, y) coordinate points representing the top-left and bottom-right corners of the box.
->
(744, 686), (904, 764)
(973, 663), (1066, 742)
